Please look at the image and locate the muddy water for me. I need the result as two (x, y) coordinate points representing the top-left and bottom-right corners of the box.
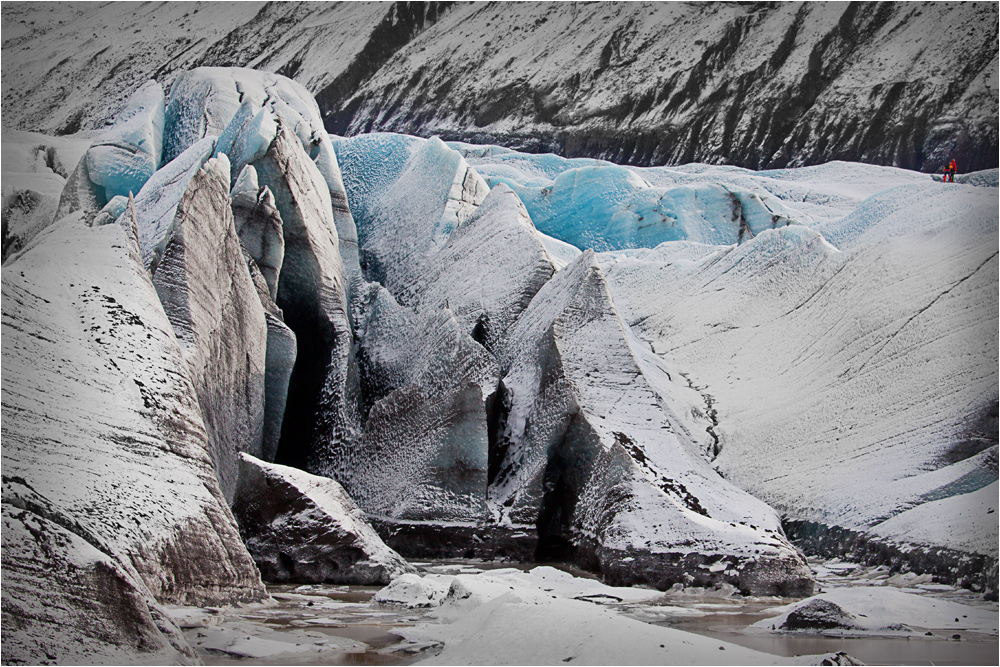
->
(187, 584), (432, 666)
(628, 555), (1000, 666)
(188, 558), (998, 666)
(642, 593), (998, 666)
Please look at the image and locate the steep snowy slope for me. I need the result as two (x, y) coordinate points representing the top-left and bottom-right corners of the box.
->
(599, 178), (998, 571)
(1, 127), (93, 261)
(2, 2), (996, 172)
(1, 215), (267, 663)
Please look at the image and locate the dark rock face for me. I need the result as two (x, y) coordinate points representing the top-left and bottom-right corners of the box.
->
(3, 2), (996, 172)
(594, 546), (814, 597)
(232, 454), (413, 585)
(779, 599), (861, 632)
(785, 520), (999, 600)
(325, 2), (999, 174)
(369, 518), (538, 562)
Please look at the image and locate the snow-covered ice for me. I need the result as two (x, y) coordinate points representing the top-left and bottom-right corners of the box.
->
(390, 567), (860, 665)
(753, 586), (998, 636)
(596, 176), (998, 561)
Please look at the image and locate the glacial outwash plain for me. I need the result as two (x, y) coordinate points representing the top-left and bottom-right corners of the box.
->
(1, 2), (997, 666)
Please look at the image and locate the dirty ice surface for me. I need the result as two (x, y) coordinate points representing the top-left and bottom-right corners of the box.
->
(168, 559), (998, 666)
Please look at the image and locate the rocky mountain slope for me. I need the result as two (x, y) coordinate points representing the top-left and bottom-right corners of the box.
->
(2, 1), (997, 173)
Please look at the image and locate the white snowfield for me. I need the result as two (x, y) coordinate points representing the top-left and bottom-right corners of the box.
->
(465, 147), (998, 561)
(599, 179), (998, 554)
(1, 127), (94, 261)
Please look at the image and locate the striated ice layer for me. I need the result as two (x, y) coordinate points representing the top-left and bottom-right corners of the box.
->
(1, 216), (266, 663)
(230, 164), (284, 301)
(128, 136), (216, 273)
(147, 154), (268, 502)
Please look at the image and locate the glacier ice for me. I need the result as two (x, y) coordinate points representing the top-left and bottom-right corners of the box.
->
(313, 180), (557, 530)
(146, 154), (269, 502)
(484, 162), (795, 250)
(1, 215), (266, 663)
(243, 255), (297, 463)
(52, 81), (165, 224)
(129, 136), (216, 273)
(327, 133), (812, 592)
(338, 283), (498, 523)
(490, 250), (812, 593)
(252, 121), (357, 471)
(215, 101), (278, 182)
(2, 501), (197, 665)
(332, 132), (422, 234)
(152, 69), (361, 473)
(8, 65), (996, 664)
(601, 182), (999, 567)
(85, 81), (165, 202)
(408, 183), (559, 345)
(230, 164), (284, 301)
(165, 67), (360, 277)
(334, 133), (489, 300)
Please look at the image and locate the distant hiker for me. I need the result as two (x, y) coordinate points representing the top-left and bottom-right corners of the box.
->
(944, 159), (957, 182)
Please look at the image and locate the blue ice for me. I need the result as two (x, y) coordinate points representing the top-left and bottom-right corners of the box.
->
(85, 81), (165, 203)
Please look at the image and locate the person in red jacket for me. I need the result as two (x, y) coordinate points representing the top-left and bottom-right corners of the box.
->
(944, 159), (958, 182)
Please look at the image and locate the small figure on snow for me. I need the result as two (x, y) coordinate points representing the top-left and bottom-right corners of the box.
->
(943, 158), (958, 182)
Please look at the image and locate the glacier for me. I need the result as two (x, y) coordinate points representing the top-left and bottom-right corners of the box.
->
(1, 62), (997, 664)
(473, 159), (797, 250)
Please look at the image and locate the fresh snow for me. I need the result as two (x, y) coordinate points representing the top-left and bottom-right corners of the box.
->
(1, 127), (94, 261)
(870, 481), (999, 558)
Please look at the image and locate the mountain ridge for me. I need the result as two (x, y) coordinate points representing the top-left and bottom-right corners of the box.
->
(2, 1), (997, 172)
